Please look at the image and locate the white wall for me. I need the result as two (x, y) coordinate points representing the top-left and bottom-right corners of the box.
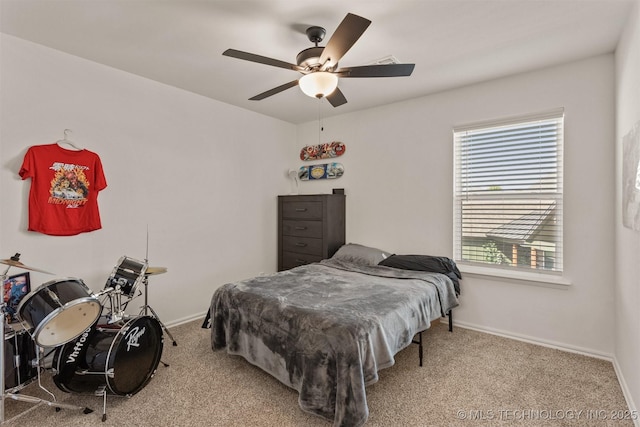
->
(0, 34), (294, 325)
(615, 0), (640, 416)
(297, 55), (616, 357)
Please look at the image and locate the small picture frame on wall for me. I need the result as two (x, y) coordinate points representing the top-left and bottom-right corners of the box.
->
(3, 272), (30, 323)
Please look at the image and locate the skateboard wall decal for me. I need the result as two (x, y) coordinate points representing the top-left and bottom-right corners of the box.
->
(298, 163), (344, 181)
(300, 141), (346, 161)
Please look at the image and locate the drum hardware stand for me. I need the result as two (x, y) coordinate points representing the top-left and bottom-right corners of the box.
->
(0, 259), (92, 424)
(93, 384), (121, 422)
(141, 230), (177, 348)
(93, 381), (132, 422)
(99, 285), (127, 324)
(95, 385), (108, 422)
(140, 273), (177, 347)
(75, 381), (125, 422)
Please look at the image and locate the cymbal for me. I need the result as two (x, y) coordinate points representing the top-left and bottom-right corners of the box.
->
(145, 266), (167, 276)
(0, 253), (53, 275)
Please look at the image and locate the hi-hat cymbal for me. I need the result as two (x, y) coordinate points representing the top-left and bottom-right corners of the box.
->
(145, 266), (167, 276)
(0, 253), (53, 275)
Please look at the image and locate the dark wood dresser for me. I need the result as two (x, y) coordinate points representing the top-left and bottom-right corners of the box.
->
(278, 194), (345, 271)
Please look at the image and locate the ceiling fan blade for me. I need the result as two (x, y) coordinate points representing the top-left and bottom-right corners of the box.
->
(336, 63), (416, 78)
(249, 80), (299, 101)
(319, 13), (371, 70)
(223, 49), (301, 72)
(326, 87), (347, 107)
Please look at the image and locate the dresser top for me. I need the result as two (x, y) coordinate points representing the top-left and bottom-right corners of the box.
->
(278, 194), (345, 200)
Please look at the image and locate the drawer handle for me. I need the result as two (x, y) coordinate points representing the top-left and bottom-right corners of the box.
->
(296, 259), (306, 263)
(295, 208), (307, 212)
(294, 226), (307, 230)
(295, 242), (307, 247)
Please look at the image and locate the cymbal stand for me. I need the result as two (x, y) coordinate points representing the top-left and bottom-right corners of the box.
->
(140, 233), (175, 347)
(139, 274), (177, 347)
(0, 265), (92, 424)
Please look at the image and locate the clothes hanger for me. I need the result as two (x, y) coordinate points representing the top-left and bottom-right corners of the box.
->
(55, 129), (83, 150)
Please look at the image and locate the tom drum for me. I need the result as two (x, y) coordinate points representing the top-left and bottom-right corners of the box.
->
(17, 278), (102, 348)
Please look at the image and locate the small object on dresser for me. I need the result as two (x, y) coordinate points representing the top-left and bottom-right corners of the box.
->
(287, 169), (299, 194)
(332, 188), (344, 194)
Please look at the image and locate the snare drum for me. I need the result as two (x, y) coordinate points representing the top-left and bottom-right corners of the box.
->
(53, 316), (163, 396)
(17, 278), (102, 348)
(4, 327), (38, 391)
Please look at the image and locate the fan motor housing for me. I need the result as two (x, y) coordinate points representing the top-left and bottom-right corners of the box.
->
(297, 46), (338, 71)
(296, 47), (324, 70)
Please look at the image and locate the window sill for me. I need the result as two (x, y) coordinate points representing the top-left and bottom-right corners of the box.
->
(458, 264), (571, 289)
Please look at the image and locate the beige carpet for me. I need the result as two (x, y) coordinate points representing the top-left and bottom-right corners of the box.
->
(1, 319), (633, 426)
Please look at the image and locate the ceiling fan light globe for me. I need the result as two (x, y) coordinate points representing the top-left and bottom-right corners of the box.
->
(299, 72), (338, 99)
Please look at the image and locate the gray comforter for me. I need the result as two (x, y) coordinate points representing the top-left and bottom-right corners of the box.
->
(210, 259), (458, 426)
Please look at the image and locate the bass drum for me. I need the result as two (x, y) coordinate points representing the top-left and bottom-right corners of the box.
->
(53, 316), (163, 396)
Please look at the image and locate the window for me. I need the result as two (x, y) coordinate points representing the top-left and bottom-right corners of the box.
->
(453, 110), (563, 275)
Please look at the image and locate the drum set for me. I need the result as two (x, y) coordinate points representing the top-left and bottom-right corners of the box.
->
(0, 253), (172, 423)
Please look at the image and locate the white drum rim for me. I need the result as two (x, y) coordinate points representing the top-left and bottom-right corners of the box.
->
(32, 297), (102, 348)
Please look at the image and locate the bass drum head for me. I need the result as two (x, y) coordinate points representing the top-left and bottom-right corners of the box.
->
(53, 316), (163, 396)
(108, 316), (163, 395)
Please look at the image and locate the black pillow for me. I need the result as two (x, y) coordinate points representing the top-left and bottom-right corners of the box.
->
(379, 254), (461, 295)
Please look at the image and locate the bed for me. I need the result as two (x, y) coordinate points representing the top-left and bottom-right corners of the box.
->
(208, 244), (460, 426)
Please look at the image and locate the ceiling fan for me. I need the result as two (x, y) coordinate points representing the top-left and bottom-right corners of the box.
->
(222, 13), (415, 107)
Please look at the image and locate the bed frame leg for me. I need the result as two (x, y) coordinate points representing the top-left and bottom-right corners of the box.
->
(412, 331), (424, 367)
(415, 309), (454, 367)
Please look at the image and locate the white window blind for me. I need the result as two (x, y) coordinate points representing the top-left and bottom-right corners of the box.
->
(453, 110), (563, 273)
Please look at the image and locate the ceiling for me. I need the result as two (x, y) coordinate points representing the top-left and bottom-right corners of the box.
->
(0, 0), (635, 124)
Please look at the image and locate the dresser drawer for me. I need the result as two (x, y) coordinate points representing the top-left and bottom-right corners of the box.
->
(282, 235), (323, 255)
(281, 220), (323, 238)
(281, 201), (323, 220)
(281, 251), (323, 270)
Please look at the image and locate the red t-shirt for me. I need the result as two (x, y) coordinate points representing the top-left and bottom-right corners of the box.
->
(19, 144), (107, 236)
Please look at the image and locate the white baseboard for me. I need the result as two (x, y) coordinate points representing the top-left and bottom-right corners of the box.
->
(165, 312), (207, 328)
(448, 319), (614, 360)
(446, 319), (638, 425)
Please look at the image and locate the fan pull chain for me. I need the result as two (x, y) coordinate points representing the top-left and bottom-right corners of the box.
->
(317, 97), (323, 145)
